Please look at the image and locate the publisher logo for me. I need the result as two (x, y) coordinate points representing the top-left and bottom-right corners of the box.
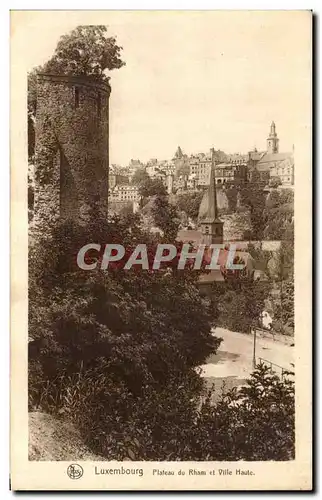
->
(67, 464), (84, 479)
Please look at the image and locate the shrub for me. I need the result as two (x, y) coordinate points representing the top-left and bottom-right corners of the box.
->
(196, 364), (295, 461)
(29, 211), (221, 458)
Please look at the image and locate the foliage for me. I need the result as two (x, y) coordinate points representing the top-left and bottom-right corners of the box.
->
(267, 240), (294, 283)
(263, 189), (294, 241)
(119, 202), (134, 217)
(131, 168), (149, 186)
(224, 186), (238, 212)
(209, 281), (270, 333)
(29, 211), (221, 458)
(138, 177), (167, 198)
(247, 243), (271, 275)
(151, 195), (180, 241)
(27, 68), (41, 162)
(271, 280), (294, 333)
(29, 212), (294, 461)
(197, 364), (295, 461)
(176, 191), (204, 221)
(27, 26), (125, 161)
(267, 240), (294, 333)
(43, 25), (125, 81)
(28, 165), (35, 222)
(240, 185), (294, 243)
(269, 176), (282, 188)
(240, 185), (266, 240)
(27, 67), (40, 120)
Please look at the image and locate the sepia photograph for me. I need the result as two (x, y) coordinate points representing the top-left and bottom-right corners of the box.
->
(10, 9), (312, 490)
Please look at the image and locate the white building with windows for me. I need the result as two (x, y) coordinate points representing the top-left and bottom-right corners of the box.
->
(109, 184), (140, 202)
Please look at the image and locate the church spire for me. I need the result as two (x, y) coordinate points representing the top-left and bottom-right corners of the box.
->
(270, 121), (276, 136)
(200, 148), (224, 245)
(206, 148), (219, 221)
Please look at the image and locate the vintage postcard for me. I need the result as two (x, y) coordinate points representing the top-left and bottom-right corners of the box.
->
(10, 10), (312, 490)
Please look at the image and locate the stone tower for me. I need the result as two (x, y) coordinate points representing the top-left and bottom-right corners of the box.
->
(34, 73), (110, 229)
(266, 121), (279, 154)
(200, 149), (224, 245)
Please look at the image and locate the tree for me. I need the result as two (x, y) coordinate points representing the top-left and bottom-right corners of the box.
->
(197, 364), (294, 461)
(269, 176), (282, 188)
(176, 191), (204, 221)
(151, 195), (180, 241)
(268, 240), (294, 333)
(138, 177), (167, 198)
(263, 188), (294, 240)
(119, 202), (134, 217)
(268, 240), (294, 283)
(247, 243), (272, 278)
(29, 210), (222, 458)
(28, 164), (35, 222)
(43, 25), (125, 81)
(240, 185), (266, 240)
(210, 281), (270, 333)
(131, 168), (149, 186)
(27, 26), (125, 160)
(225, 186), (238, 212)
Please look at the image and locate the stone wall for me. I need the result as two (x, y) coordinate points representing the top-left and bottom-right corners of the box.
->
(34, 74), (110, 230)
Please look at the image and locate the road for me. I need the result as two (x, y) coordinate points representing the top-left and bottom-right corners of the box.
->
(199, 327), (294, 397)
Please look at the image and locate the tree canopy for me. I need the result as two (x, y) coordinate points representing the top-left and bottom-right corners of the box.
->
(131, 168), (149, 186)
(176, 191), (205, 221)
(28, 25), (125, 162)
(43, 25), (125, 80)
(138, 177), (167, 198)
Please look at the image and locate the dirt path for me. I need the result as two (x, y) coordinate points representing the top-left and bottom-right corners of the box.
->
(199, 327), (294, 398)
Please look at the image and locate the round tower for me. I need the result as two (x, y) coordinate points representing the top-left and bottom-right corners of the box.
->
(34, 73), (110, 229)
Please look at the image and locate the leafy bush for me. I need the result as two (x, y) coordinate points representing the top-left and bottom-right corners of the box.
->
(176, 191), (205, 221)
(197, 364), (295, 461)
(29, 212), (294, 460)
(209, 281), (270, 333)
(29, 211), (221, 457)
(239, 185), (266, 240)
(138, 177), (167, 198)
(224, 186), (238, 212)
(151, 195), (180, 241)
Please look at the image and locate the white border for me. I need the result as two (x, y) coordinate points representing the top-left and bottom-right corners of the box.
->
(4, 2), (318, 498)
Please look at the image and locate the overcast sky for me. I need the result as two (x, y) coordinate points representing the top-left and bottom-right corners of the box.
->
(20, 11), (311, 165)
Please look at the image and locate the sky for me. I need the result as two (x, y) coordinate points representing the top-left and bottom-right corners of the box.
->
(19, 10), (311, 165)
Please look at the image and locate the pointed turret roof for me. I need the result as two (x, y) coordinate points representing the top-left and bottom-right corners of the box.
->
(269, 120), (277, 137)
(174, 146), (183, 159)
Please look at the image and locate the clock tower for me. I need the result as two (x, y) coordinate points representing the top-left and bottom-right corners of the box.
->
(267, 121), (279, 154)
